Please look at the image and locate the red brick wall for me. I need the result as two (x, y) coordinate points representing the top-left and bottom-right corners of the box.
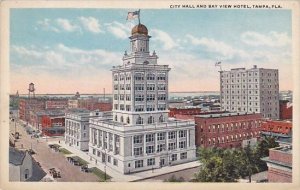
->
(169, 108), (201, 117)
(261, 120), (292, 135)
(194, 113), (262, 148)
(269, 149), (292, 165)
(279, 101), (292, 120)
(45, 100), (68, 109)
(268, 167), (292, 183)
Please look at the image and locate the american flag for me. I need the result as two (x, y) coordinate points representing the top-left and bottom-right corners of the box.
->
(126, 11), (139, 20)
(215, 61), (221, 66)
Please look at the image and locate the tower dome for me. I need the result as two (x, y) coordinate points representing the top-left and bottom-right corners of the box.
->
(131, 24), (148, 35)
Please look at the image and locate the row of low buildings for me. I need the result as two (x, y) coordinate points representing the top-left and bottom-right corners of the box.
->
(16, 96), (112, 136)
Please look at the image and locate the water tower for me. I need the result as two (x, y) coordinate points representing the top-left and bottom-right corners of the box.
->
(28, 83), (35, 98)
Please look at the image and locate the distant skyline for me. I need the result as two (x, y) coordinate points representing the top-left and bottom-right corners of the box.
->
(10, 9), (292, 94)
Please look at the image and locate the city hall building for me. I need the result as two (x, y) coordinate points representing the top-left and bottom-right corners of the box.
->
(88, 23), (196, 174)
(220, 65), (279, 119)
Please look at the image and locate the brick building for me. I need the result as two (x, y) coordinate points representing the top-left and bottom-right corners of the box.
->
(261, 120), (292, 136)
(41, 111), (65, 136)
(279, 100), (292, 120)
(78, 98), (112, 111)
(19, 98), (45, 122)
(194, 112), (262, 148)
(45, 98), (68, 109)
(262, 146), (292, 182)
(169, 107), (201, 117)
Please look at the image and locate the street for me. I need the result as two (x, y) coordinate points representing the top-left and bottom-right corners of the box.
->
(9, 120), (100, 182)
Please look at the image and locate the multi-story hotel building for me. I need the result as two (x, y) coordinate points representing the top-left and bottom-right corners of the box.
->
(65, 109), (105, 151)
(220, 65), (279, 119)
(88, 23), (196, 174)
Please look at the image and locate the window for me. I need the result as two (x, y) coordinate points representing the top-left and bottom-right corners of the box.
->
(107, 155), (111, 163)
(159, 115), (165, 122)
(114, 84), (118, 90)
(146, 105), (155, 112)
(147, 73), (155, 80)
(158, 104), (166, 111)
(135, 160), (143, 168)
(157, 132), (165, 141)
(135, 84), (144, 91)
(126, 74), (131, 81)
(147, 158), (155, 166)
(134, 135), (143, 144)
(179, 130), (186, 138)
(134, 147), (143, 156)
(113, 159), (118, 166)
(146, 84), (155, 92)
(126, 94), (131, 101)
(171, 154), (177, 161)
(126, 84), (131, 90)
(24, 169), (29, 179)
(168, 142), (176, 150)
(157, 84), (166, 90)
(157, 144), (165, 152)
(135, 73), (144, 81)
(127, 117), (130, 124)
(146, 134), (154, 142)
(114, 94), (118, 100)
(146, 145), (154, 154)
(157, 73), (166, 80)
(114, 75), (118, 81)
(119, 74), (125, 81)
(146, 94), (155, 101)
(126, 105), (131, 111)
(135, 94), (144, 102)
(120, 104), (124, 110)
(179, 141), (187, 149)
(135, 105), (144, 112)
(158, 94), (166, 101)
(120, 84), (125, 90)
(120, 116), (124, 122)
(180, 152), (187, 160)
(168, 131), (176, 139)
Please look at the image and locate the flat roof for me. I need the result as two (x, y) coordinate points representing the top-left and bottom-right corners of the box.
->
(195, 112), (258, 118)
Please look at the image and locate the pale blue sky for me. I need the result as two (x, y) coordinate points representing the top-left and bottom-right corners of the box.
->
(10, 9), (292, 94)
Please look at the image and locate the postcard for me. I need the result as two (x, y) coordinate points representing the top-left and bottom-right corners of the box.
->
(0, 0), (299, 190)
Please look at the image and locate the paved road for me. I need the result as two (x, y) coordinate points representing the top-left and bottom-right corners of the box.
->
(140, 167), (200, 182)
(10, 120), (99, 182)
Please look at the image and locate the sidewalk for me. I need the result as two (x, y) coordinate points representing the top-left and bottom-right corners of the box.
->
(49, 140), (201, 182)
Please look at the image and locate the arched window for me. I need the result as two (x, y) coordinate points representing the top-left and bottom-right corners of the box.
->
(115, 115), (117, 122)
(148, 116), (154, 124)
(159, 115), (164, 123)
(120, 116), (124, 123)
(136, 116), (143, 125)
(127, 117), (130, 124)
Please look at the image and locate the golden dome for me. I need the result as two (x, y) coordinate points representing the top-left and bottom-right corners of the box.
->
(131, 24), (148, 35)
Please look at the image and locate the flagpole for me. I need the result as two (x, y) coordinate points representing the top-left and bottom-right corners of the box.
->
(138, 9), (141, 24)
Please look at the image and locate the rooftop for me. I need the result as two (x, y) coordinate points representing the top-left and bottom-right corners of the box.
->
(195, 112), (259, 118)
(9, 147), (26, 165)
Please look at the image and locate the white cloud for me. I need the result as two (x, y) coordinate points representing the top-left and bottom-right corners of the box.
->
(56, 18), (80, 32)
(78, 17), (102, 33)
(37, 18), (60, 33)
(105, 21), (134, 39)
(185, 34), (248, 60)
(151, 29), (179, 50)
(241, 31), (291, 47)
